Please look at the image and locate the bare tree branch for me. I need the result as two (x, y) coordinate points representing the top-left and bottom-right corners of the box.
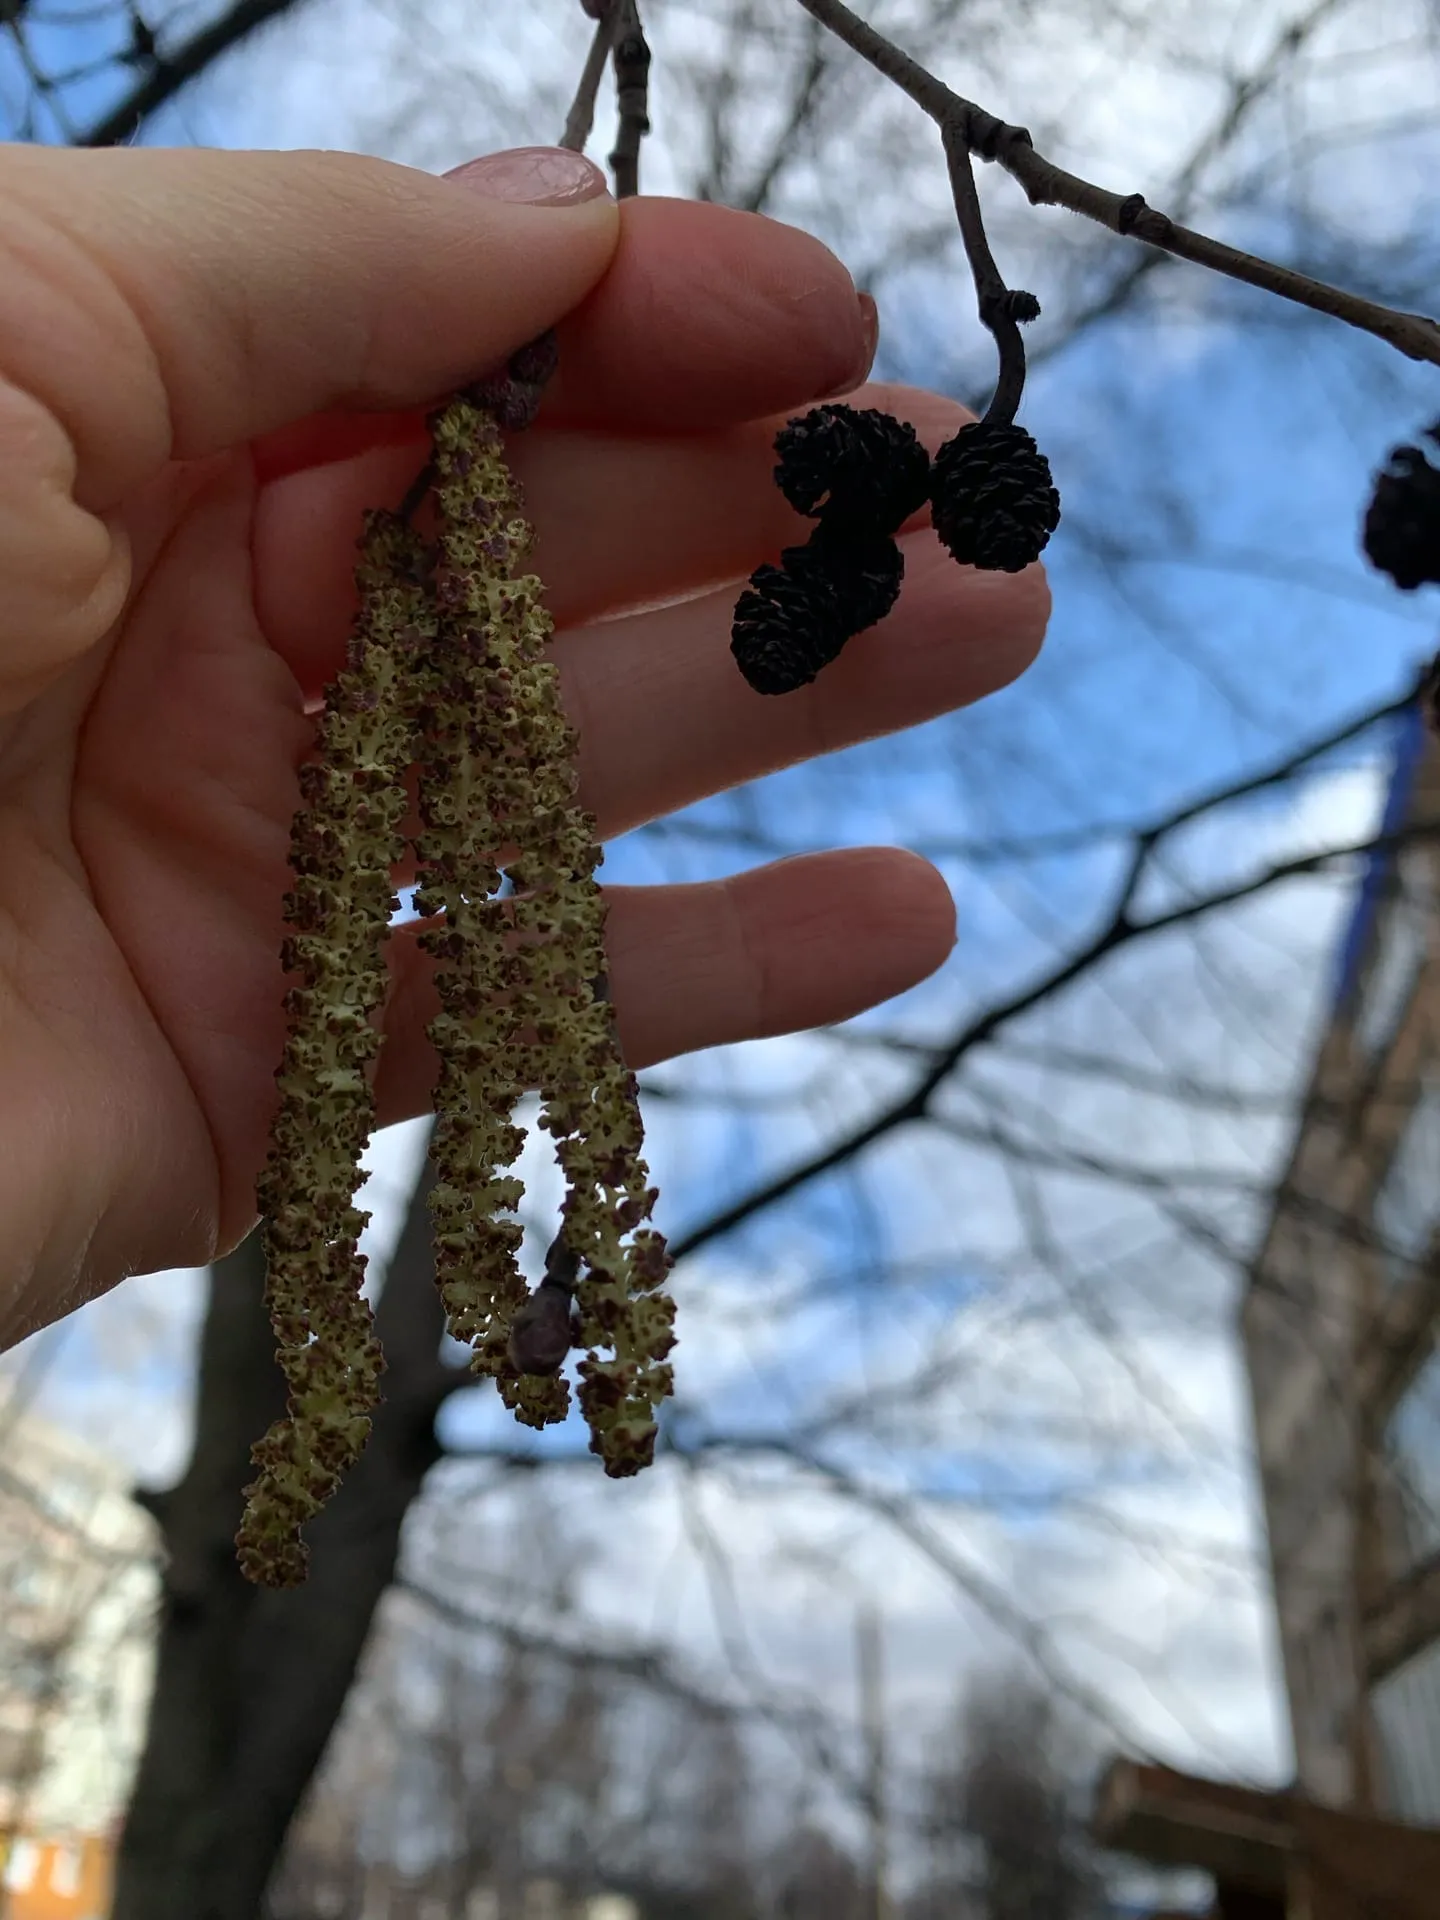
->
(394, 1572), (871, 1814)
(560, 5), (613, 155)
(794, 0), (1440, 368)
(671, 791), (1431, 1259)
(607, 0), (650, 198)
(941, 115), (1031, 422)
(77, 0), (306, 147)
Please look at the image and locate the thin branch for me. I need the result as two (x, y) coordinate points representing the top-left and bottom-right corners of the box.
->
(974, 1037), (1320, 1117)
(77, 0), (305, 146)
(608, 0), (651, 200)
(662, 677), (1419, 1255)
(670, 815), (1440, 1261)
(1143, 682), (1419, 839)
(928, 1109), (1266, 1199)
(5, 9), (79, 140)
(793, 0), (1440, 369)
(644, 678), (1413, 874)
(737, 12), (830, 213)
(1010, 0), (1352, 390)
(426, 1435), (1158, 1765)
(560, 7), (614, 154)
(670, 1436), (1175, 1765)
(394, 1572), (871, 1811)
(940, 118), (1028, 425)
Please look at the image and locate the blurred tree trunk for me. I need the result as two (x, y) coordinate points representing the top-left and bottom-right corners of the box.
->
(961, 1678), (1104, 1920)
(113, 1155), (460, 1920)
(915, 1673), (1104, 1920)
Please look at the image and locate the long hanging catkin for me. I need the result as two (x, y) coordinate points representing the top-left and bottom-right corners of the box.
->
(238, 513), (432, 1588)
(239, 347), (674, 1587)
(418, 391), (675, 1460)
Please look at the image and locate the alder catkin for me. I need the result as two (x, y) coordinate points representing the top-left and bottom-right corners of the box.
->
(238, 513), (432, 1587)
(420, 394), (675, 1463)
(240, 348), (677, 1584)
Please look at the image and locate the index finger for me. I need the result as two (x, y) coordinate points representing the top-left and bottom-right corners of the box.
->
(538, 195), (876, 432)
(251, 194), (877, 482)
(0, 144), (620, 513)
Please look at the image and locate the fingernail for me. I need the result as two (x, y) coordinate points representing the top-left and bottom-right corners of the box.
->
(818, 291), (880, 400)
(446, 147), (611, 206)
(858, 290), (879, 361)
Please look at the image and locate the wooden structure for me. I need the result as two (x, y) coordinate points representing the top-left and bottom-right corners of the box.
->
(1094, 1758), (1440, 1919)
(1245, 703), (1440, 1814)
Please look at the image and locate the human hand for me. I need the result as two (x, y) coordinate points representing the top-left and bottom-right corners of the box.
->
(0, 142), (1047, 1345)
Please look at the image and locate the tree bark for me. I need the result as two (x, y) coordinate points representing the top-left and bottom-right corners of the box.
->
(113, 1152), (461, 1920)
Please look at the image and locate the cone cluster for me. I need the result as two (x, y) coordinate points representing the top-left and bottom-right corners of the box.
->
(1364, 424), (1440, 592)
(732, 406), (928, 696)
(732, 403), (1060, 696)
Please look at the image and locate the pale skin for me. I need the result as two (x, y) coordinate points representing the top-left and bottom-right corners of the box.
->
(0, 141), (1048, 1347)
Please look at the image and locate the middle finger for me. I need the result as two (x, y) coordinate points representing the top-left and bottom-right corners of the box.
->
(253, 381), (967, 698)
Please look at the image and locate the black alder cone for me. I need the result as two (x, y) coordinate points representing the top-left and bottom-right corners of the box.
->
(810, 521), (906, 631)
(731, 531), (905, 696)
(774, 404), (932, 533)
(930, 420), (1060, 572)
(732, 554), (847, 697)
(1364, 427), (1440, 591)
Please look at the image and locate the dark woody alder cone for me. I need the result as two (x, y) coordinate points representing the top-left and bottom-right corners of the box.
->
(930, 420), (1060, 572)
(731, 531), (904, 696)
(1364, 427), (1440, 591)
(810, 521), (905, 631)
(774, 404), (932, 533)
(732, 552), (849, 696)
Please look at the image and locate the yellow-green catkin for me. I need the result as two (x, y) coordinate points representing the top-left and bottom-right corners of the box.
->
(423, 396), (675, 1470)
(238, 514), (433, 1587)
(408, 399), (542, 1402)
(242, 354), (677, 1587)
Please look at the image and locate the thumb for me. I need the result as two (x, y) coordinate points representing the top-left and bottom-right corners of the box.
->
(3, 144), (618, 497)
(0, 144), (617, 697)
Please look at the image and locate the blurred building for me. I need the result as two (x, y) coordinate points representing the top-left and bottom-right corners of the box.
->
(1244, 697), (1440, 1820)
(0, 1403), (158, 1916)
(1094, 1757), (1440, 1918)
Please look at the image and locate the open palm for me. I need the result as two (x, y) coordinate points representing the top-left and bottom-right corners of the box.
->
(0, 146), (1046, 1345)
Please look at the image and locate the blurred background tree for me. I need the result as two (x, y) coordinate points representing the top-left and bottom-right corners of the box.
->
(4, 1), (1440, 1915)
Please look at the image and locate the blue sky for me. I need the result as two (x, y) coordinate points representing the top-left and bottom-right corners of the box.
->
(7, 0), (1440, 1875)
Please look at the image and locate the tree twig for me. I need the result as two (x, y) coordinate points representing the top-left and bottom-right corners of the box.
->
(940, 118), (1030, 425)
(608, 0), (651, 199)
(669, 679), (1430, 1260)
(560, 5), (614, 154)
(77, 0), (304, 146)
(793, 0), (1440, 370)
(5, 8), (80, 142)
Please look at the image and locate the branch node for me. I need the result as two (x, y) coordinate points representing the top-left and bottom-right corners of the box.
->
(1116, 193), (1148, 235)
(607, 1), (652, 197)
